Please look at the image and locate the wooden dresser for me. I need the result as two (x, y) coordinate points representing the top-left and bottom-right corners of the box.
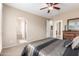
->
(63, 31), (79, 40)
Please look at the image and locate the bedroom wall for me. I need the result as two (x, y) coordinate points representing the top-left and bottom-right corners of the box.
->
(2, 4), (47, 48)
(0, 3), (2, 53)
(53, 7), (79, 31)
(50, 7), (79, 39)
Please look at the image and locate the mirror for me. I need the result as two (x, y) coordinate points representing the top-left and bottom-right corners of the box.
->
(67, 18), (79, 31)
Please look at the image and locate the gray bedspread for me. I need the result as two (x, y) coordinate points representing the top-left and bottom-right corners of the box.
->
(22, 38), (79, 56)
(39, 39), (66, 56)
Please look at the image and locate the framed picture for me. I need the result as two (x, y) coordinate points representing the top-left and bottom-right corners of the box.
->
(67, 18), (79, 31)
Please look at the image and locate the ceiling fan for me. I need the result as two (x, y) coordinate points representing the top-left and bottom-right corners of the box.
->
(40, 3), (60, 13)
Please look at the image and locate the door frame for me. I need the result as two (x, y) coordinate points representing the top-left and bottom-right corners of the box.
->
(54, 20), (63, 39)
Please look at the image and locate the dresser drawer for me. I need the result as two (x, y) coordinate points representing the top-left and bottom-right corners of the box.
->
(63, 31), (79, 40)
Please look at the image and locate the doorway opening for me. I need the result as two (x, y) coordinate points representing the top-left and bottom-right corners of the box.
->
(55, 20), (63, 39)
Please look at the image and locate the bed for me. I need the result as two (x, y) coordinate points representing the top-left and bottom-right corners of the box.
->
(21, 37), (79, 56)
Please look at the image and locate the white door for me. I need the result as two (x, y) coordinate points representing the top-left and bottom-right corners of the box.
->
(55, 20), (63, 39)
(0, 3), (2, 53)
(46, 20), (53, 37)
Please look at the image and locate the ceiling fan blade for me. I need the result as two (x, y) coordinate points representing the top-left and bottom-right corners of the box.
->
(47, 10), (50, 13)
(46, 3), (51, 6)
(40, 7), (48, 10)
(53, 6), (60, 10)
(53, 3), (59, 5)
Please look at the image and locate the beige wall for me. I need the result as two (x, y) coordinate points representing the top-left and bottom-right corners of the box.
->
(0, 3), (2, 52)
(53, 7), (79, 30)
(2, 4), (47, 48)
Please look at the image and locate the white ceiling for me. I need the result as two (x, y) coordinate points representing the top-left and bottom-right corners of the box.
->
(5, 3), (79, 19)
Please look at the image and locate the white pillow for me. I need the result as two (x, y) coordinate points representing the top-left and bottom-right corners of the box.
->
(71, 36), (79, 49)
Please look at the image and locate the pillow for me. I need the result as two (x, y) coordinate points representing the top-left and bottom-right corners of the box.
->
(71, 36), (79, 49)
(64, 40), (72, 48)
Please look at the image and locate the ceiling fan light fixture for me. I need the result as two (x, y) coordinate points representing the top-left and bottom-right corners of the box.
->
(40, 3), (60, 13)
(48, 7), (53, 10)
